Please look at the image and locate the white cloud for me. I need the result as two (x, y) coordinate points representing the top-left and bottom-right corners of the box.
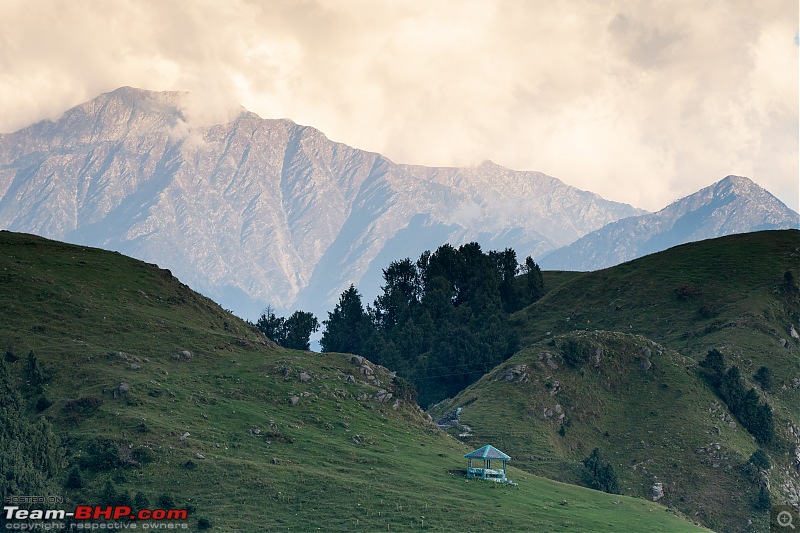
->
(0, 0), (796, 211)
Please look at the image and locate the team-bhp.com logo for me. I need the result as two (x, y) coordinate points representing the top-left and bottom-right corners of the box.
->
(4, 502), (189, 530)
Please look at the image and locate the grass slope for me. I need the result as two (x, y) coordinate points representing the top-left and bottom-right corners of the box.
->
(433, 230), (800, 532)
(0, 231), (704, 532)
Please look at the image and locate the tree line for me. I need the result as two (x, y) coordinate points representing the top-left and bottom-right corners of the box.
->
(255, 243), (544, 407)
(698, 349), (775, 446)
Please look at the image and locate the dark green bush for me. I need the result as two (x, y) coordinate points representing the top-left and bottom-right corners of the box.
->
(64, 467), (84, 489)
(561, 338), (591, 369)
(80, 438), (120, 471)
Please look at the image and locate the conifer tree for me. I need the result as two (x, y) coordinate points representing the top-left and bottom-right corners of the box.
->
(321, 285), (370, 354)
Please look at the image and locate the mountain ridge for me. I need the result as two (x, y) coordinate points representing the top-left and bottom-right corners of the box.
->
(0, 86), (643, 318)
(540, 175), (799, 271)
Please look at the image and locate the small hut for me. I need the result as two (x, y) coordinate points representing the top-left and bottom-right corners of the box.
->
(464, 444), (512, 483)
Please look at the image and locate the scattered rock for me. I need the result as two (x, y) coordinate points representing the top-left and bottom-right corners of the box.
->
(129, 363), (141, 370)
(642, 347), (652, 358)
(591, 348), (603, 367)
(543, 407), (553, 418)
(503, 365), (530, 382)
(554, 404), (563, 414)
(548, 381), (562, 396)
(114, 383), (130, 398)
(651, 483), (664, 501)
(374, 390), (393, 403)
(350, 355), (365, 365)
(249, 428), (262, 435)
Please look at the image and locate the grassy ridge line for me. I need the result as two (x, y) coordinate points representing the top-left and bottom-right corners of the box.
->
(0, 231), (706, 531)
(515, 230), (800, 355)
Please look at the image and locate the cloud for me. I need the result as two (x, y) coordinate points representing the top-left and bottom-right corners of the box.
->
(0, 0), (796, 212)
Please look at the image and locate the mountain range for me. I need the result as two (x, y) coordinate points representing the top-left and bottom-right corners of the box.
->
(0, 87), (796, 318)
(539, 175), (799, 270)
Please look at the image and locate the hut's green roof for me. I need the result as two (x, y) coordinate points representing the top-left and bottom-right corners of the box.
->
(464, 444), (511, 461)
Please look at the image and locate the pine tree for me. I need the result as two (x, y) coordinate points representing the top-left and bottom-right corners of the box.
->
(255, 306), (286, 345)
(523, 256), (544, 303)
(282, 311), (319, 351)
(320, 285), (371, 354)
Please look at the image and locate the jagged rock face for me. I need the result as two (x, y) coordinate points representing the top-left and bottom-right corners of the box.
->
(540, 175), (800, 271)
(0, 87), (642, 317)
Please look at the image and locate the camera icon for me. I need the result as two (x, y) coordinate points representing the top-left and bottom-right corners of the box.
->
(773, 506), (800, 531)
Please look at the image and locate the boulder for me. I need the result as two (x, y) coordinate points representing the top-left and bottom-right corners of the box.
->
(289, 396), (300, 406)
(374, 390), (393, 403)
(299, 372), (311, 382)
(651, 482), (664, 501)
(591, 348), (603, 367)
(503, 365), (530, 382)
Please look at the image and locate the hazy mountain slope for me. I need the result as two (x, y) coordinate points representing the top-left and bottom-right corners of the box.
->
(0, 87), (642, 318)
(461, 229), (799, 532)
(0, 230), (704, 532)
(540, 176), (800, 271)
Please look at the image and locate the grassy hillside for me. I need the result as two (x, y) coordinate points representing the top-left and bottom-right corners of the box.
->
(0, 231), (705, 532)
(432, 230), (800, 532)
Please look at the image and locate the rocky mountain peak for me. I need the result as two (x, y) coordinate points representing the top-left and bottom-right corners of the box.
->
(0, 88), (645, 318)
(540, 174), (799, 271)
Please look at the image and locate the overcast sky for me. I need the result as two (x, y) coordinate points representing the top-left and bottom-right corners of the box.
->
(1, 0), (797, 211)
